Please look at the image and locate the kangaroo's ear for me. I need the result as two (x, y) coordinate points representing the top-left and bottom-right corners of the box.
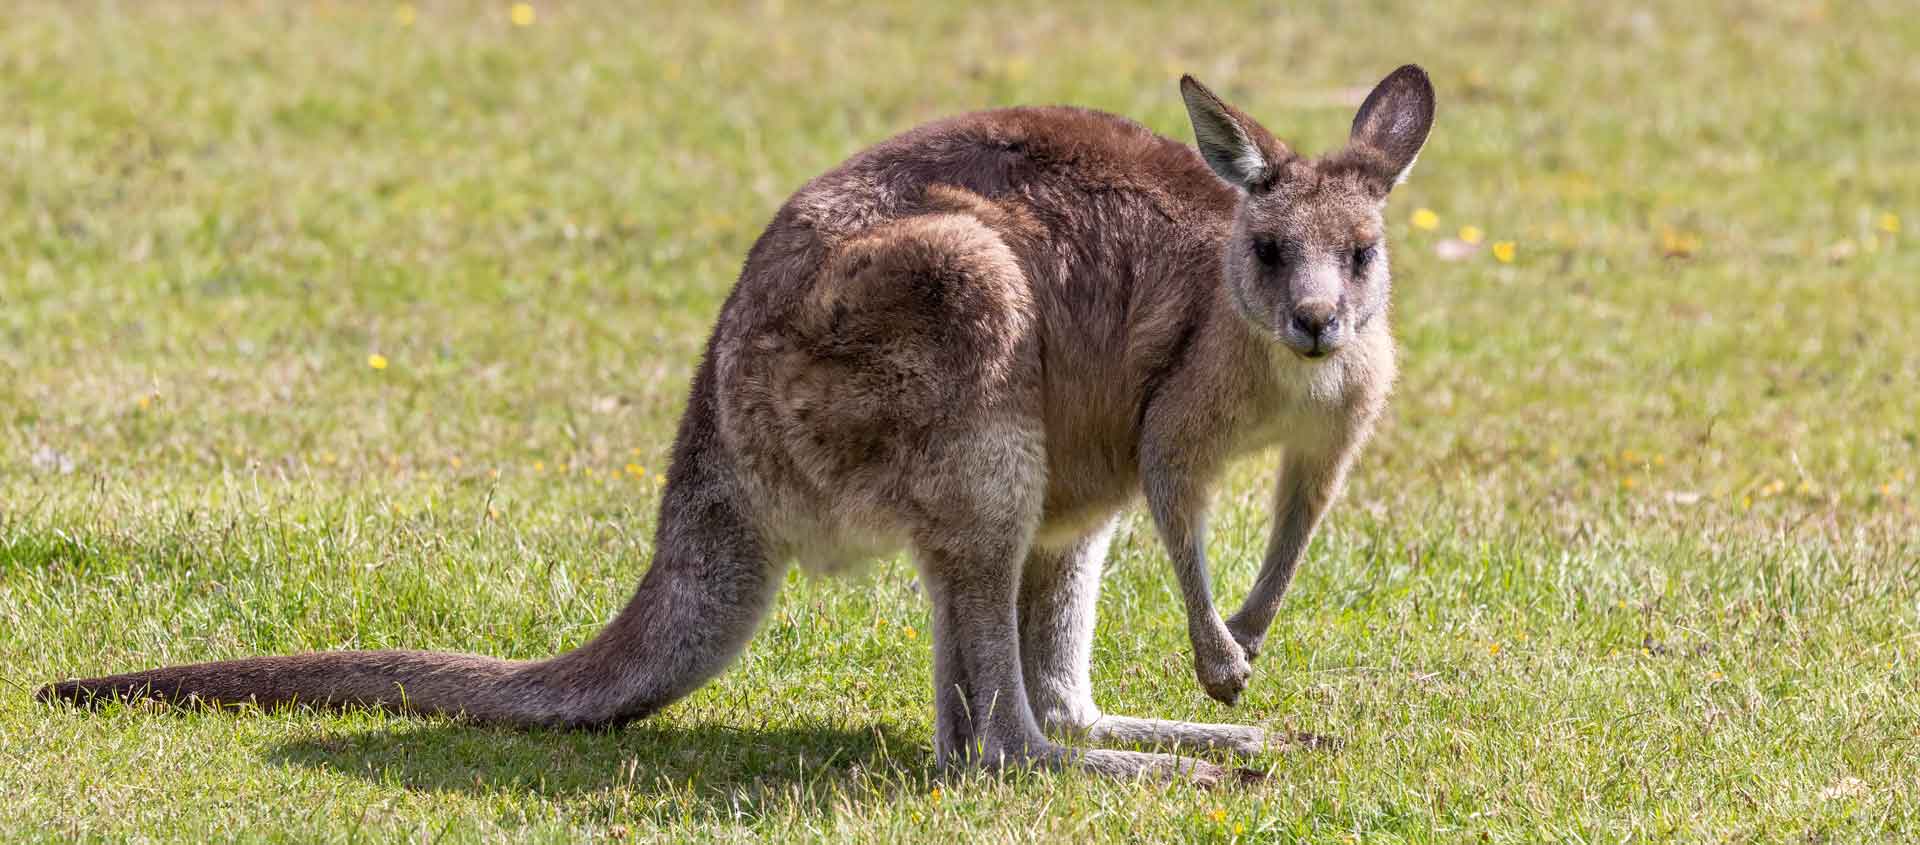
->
(1180, 75), (1291, 191)
(1348, 64), (1436, 190)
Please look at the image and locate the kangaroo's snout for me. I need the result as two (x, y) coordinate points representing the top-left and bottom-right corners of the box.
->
(1291, 299), (1336, 337)
(1288, 298), (1340, 357)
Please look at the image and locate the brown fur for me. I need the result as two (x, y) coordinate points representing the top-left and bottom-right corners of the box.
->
(41, 67), (1437, 787)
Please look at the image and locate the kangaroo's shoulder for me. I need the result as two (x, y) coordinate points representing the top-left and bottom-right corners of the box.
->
(931, 105), (1211, 180)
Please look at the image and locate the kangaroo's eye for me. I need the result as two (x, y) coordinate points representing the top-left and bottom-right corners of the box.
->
(1351, 243), (1378, 274)
(1252, 237), (1299, 269)
(1252, 237), (1281, 266)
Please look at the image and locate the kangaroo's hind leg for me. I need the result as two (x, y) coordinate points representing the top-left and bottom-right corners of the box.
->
(909, 429), (1238, 786)
(1020, 521), (1284, 760)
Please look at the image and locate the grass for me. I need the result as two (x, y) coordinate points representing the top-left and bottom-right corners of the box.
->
(2, 0), (1918, 841)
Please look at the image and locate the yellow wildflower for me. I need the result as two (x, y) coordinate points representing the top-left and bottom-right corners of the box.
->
(368, 353), (389, 370)
(1491, 240), (1516, 263)
(1659, 228), (1701, 259)
(533, 460), (545, 473)
(509, 3), (536, 26)
(930, 786), (942, 803)
(626, 462), (646, 478)
(1210, 808), (1227, 823)
(1488, 642), (1501, 656)
(903, 625), (918, 640)
(394, 4), (416, 26)
(1458, 225), (1484, 245)
(1410, 208), (1440, 231)
(1878, 212), (1901, 234)
(1621, 476), (1637, 490)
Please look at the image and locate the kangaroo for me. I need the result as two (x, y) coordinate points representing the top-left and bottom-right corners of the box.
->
(41, 67), (1434, 786)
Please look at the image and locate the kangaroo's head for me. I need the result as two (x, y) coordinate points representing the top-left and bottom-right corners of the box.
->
(1181, 66), (1435, 360)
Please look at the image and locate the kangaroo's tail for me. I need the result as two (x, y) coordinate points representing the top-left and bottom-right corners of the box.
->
(39, 383), (780, 729)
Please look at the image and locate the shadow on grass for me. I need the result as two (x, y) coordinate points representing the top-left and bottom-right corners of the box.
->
(265, 719), (932, 818)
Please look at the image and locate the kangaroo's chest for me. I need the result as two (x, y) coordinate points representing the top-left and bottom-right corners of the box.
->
(1232, 327), (1396, 457)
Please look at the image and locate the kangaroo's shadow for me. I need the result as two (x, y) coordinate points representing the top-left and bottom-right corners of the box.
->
(266, 719), (932, 818)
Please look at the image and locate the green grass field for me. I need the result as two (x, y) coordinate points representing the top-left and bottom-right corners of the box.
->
(3, 1), (1918, 841)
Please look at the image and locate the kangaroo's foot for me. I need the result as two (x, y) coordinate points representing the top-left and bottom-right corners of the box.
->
(1081, 714), (1268, 757)
(1053, 713), (1340, 759)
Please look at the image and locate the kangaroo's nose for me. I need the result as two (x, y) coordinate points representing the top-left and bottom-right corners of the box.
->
(1291, 299), (1338, 339)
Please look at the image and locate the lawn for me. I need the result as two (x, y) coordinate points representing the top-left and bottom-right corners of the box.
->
(2, 1), (1918, 841)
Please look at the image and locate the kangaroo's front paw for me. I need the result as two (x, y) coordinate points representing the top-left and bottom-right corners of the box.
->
(1195, 645), (1252, 705)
